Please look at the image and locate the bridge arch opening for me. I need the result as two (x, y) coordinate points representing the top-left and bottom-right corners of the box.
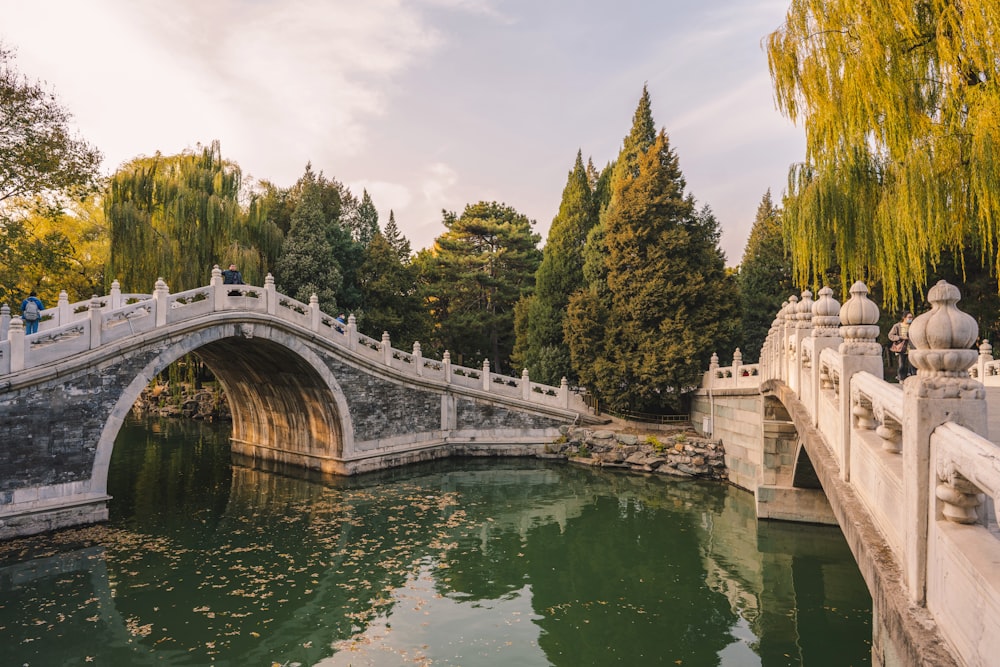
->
(92, 325), (355, 499)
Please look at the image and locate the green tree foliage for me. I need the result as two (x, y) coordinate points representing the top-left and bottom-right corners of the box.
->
(737, 191), (795, 361)
(274, 167), (342, 309)
(513, 151), (599, 384)
(383, 210), (411, 263)
(567, 91), (736, 413)
(106, 141), (282, 292)
(768, 0), (1000, 306)
(0, 46), (102, 305)
(357, 231), (429, 346)
(414, 202), (542, 372)
(353, 189), (380, 247)
(262, 165), (365, 312)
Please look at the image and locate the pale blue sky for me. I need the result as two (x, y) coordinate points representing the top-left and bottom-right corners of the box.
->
(1, 0), (803, 264)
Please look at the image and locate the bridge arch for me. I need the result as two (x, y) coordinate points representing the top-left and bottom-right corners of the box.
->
(91, 322), (355, 497)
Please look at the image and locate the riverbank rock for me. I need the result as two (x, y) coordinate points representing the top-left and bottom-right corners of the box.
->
(133, 383), (231, 421)
(543, 424), (727, 482)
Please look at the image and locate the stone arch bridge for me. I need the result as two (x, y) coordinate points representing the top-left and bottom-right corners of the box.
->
(692, 280), (1000, 667)
(0, 269), (597, 539)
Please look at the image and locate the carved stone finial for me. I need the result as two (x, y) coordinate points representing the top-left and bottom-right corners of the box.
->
(265, 273), (275, 286)
(908, 280), (979, 378)
(733, 348), (743, 364)
(839, 281), (880, 354)
(212, 265), (222, 279)
(155, 277), (168, 292)
(980, 339), (993, 358)
(709, 352), (719, 370)
(797, 290), (814, 328)
(812, 286), (841, 337)
(310, 294), (319, 306)
(348, 313), (357, 325)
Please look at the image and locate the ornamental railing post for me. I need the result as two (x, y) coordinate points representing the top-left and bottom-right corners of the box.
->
(413, 342), (423, 376)
(89, 295), (102, 349)
(264, 274), (276, 315)
(382, 332), (392, 365)
(902, 280), (985, 605)
(310, 295), (321, 332)
(837, 281), (882, 481)
(482, 359), (491, 390)
(211, 265), (224, 311)
(110, 279), (122, 310)
(9, 316), (25, 372)
(522, 368), (531, 400)
(346, 315), (358, 351)
(154, 278), (169, 327)
(57, 290), (70, 327)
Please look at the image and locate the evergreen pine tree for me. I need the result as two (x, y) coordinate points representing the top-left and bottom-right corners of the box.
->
(274, 168), (342, 309)
(737, 191), (794, 361)
(413, 202), (542, 371)
(358, 231), (429, 345)
(383, 210), (412, 263)
(568, 89), (737, 413)
(513, 151), (597, 384)
(353, 189), (380, 247)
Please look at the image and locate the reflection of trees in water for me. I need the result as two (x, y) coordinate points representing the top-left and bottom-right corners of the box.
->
(0, 419), (871, 666)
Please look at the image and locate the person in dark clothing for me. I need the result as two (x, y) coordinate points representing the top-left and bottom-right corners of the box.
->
(222, 264), (244, 285)
(888, 311), (914, 382)
(20, 291), (44, 335)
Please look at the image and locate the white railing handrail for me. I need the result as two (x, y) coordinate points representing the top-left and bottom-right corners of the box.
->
(1, 275), (582, 414)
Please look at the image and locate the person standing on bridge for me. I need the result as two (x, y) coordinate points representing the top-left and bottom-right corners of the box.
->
(888, 311), (913, 382)
(222, 264), (244, 285)
(20, 291), (44, 335)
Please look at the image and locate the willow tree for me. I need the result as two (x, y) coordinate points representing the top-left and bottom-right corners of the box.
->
(768, 0), (1000, 306)
(106, 141), (282, 291)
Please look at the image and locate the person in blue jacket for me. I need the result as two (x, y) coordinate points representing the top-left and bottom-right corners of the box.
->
(20, 291), (44, 335)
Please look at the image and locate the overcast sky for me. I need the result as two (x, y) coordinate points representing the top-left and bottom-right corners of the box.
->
(2, 0), (803, 265)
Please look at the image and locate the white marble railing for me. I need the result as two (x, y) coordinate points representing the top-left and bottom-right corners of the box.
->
(1, 268), (583, 414)
(704, 280), (1000, 665)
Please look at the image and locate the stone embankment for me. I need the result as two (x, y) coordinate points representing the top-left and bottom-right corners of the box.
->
(542, 423), (727, 481)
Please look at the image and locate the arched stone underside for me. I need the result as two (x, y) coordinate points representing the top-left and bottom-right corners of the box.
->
(0, 316), (578, 538)
(195, 337), (347, 471)
(756, 390), (836, 525)
(791, 443), (822, 489)
(89, 322), (353, 497)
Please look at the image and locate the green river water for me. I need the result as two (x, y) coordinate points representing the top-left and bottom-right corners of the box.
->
(0, 416), (872, 666)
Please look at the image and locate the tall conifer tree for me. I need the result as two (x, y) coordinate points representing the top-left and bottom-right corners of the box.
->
(383, 210), (412, 263)
(274, 168), (342, 309)
(737, 191), (794, 361)
(513, 151), (597, 384)
(353, 189), (380, 247)
(567, 91), (736, 413)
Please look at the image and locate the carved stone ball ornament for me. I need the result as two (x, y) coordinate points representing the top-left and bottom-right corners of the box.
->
(839, 281), (881, 354)
(908, 280), (979, 377)
(812, 286), (841, 337)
